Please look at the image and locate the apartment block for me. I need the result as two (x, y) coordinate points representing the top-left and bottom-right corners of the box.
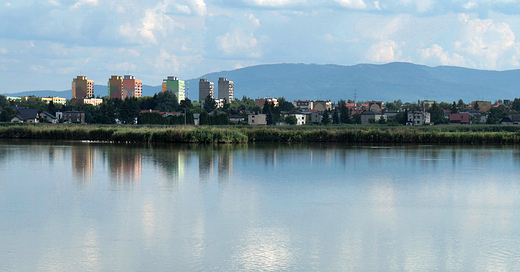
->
(162, 76), (185, 104)
(108, 75), (124, 99)
(199, 78), (214, 106)
(123, 75), (142, 98)
(218, 77), (234, 103)
(72, 76), (94, 99)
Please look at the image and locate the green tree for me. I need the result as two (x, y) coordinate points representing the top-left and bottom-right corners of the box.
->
(203, 94), (217, 113)
(285, 115), (297, 125)
(332, 110), (339, 124)
(511, 98), (520, 111)
(278, 97), (295, 111)
(450, 101), (459, 113)
(352, 113), (361, 124)
(457, 99), (466, 110)
(322, 110), (330, 125)
(385, 102), (399, 111)
(428, 102), (447, 125)
(337, 99), (351, 124)
(0, 106), (15, 122)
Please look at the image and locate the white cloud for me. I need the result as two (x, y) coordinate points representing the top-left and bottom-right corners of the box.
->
(420, 44), (465, 66)
(399, 0), (434, 12)
(106, 62), (137, 72)
(47, 0), (60, 6)
(334, 0), (367, 9)
(0, 48), (8, 54)
(242, 0), (305, 7)
(71, 0), (98, 9)
(365, 40), (403, 62)
(247, 14), (261, 28)
(463, 1), (477, 9)
(374, 1), (381, 10)
(453, 13), (519, 69)
(30, 65), (52, 74)
(217, 28), (260, 58)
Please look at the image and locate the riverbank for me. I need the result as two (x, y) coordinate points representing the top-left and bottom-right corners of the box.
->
(2, 124), (520, 144)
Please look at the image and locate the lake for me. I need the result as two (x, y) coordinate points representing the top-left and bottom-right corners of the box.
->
(1, 140), (520, 271)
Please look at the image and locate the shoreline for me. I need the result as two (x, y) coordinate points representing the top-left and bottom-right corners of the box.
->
(1, 124), (520, 144)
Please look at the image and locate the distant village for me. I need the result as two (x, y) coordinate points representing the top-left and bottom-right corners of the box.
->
(1, 74), (520, 126)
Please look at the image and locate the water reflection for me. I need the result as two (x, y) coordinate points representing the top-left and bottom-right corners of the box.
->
(3, 141), (520, 271)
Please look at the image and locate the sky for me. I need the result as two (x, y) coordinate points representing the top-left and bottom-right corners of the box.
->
(2, 0), (520, 94)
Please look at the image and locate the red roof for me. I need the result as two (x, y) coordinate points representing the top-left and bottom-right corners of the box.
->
(449, 113), (469, 123)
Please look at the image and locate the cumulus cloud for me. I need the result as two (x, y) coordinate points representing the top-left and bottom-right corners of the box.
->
(217, 28), (260, 58)
(365, 40), (403, 62)
(106, 62), (137, 72)
(420, 44), (465, 66)
(334, 0), (367, 9)
(71, 0), (98, 9)
(453, 13), (519, 69)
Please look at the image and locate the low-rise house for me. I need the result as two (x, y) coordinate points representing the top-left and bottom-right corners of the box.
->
(310, 110), (322, 123)
(407, 111), (431, 126)
(229, 114), (245, 123)
(255, 98), (278, 109)
(294, 100), (313, 110)
(449, 113), (470, 125)
(248, 113), (267, 125)
(11, 108), (39, 123)
(471, 101), (492, 112)
(40, 111), (58, 124)
(313, 101), (332, 112)
(63, 111), (85, 124)
(500, 115), (520, 125)
(384, 111), (398, 120)
(368, 101), (384, 112)
(193, 113), (200, 125)
(361, 111), (385, 124)
(284, 111), (307, 125)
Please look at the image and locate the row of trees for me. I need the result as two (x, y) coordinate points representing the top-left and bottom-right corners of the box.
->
(0, 93), (517, 125)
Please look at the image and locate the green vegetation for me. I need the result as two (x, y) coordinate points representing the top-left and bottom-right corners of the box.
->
(2, 124), (520, 144)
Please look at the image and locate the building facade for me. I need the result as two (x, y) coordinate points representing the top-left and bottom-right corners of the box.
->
(41, 97), (67, 105)
(407, 111), (431, 126)
(108, 75), (124, 99)
(255, 98), (278, 109)
(123, 75), (142, 98)
(218, 77), (234, 103)
(294, 100), (313, 109)
(162, 76), (185, 104)
(313, 101), (332, 112)
(199, 78), (214, 107)
(72, 76), (94, 99)
(248, 114), (267, 125)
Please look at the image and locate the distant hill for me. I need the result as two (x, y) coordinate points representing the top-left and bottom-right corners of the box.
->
(186, 62), (520, 103)
(6, 62), (520, 103)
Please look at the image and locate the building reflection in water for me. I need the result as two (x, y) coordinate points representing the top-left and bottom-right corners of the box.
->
(152, 146), (187, 188)
(72, 144), (95, 182)
(110, 148), (142, 186)
(198, 144), (241, 184)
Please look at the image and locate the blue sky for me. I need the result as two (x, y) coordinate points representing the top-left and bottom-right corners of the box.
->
(2, 0), (520, 93)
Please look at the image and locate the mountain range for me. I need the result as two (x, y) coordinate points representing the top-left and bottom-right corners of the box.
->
(6, 62), (520, 103)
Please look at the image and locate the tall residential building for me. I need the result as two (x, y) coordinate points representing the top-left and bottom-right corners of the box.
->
(162, 76), (185, 104)
(199, 78), (214, 106)
(108, 75), (124, 99)
(72, 76), (94, 99)
(123, 75), (142, 98)
(218, 77), (234, 103)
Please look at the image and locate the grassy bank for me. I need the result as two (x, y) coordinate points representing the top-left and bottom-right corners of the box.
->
(1, 124), (520, 144)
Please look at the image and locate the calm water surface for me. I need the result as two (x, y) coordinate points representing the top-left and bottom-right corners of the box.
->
(1, 140), (520, 271)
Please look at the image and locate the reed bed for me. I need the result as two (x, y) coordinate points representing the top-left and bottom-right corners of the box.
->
(1, 124), (520, 144)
